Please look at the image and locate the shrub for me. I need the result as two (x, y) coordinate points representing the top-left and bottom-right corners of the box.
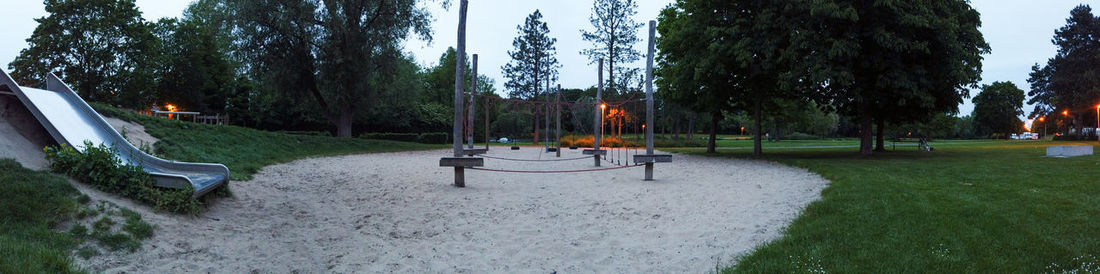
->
(418, 132), (449, 144)
(361, 132), (449, 144)
(784, 132), (823, 140)
(44, 142), (203, 215)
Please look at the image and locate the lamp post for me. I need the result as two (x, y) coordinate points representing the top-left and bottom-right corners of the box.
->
(1063, 110), (1069, 136)
(1039, 116), (1046, 140)
(1095, 105), (1099, 141)
(600, 103), (607, 148)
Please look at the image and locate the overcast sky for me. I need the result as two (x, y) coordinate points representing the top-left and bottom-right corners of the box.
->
(2, 0), (1098, 119)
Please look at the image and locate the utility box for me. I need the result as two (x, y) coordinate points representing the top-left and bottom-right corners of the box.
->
(1046, 145), (1093, 157)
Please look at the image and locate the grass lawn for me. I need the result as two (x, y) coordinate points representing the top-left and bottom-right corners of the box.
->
(0, 159), (83, 274)
(92, 103), (448, 180)
(668, 140), (1100, 272)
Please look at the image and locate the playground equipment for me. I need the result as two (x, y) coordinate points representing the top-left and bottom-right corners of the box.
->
(0, 70), (230, 197)
(440, 8), (671, 186)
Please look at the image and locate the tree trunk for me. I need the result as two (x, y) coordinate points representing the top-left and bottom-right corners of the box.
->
(753, 100), (763, 157)
(875, 118), (886, 152)
(859, 111), (873, 156)
(687, 112), (696, 140)
(337, 107), (353, 138)
(707, 110), (719, 153)
(1075, 115), (1084, 139)
(530, 107), (534, 145)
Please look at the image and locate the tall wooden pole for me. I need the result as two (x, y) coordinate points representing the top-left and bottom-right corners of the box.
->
(452, 0), (469, 187)
(545, 70), (551, 150)
(595, 58), (603, 148)
(556, 84), (562, 157)
(467, 54), (478, 149)
(644, 20), (656, 180)
(594, 58), (604, 166)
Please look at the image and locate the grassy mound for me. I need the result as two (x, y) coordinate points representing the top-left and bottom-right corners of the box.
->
(91, 103), (446, 180)
(0, 159), (83, 273)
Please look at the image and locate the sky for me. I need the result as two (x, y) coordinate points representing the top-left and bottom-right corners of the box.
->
(2, 0), (1098, 119)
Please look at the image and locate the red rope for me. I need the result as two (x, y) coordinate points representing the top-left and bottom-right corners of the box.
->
(468, 164), (643, 174)
(481, 155), (591, 162)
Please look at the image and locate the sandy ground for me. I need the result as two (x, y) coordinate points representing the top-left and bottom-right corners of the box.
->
(104, 117), (159, 150)
(73, 147), (828, 273)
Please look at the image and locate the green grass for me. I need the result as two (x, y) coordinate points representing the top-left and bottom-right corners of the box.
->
(0, 159), (84, 273)
(92, 103), (448, 180)
(667, 140), (1100, 272)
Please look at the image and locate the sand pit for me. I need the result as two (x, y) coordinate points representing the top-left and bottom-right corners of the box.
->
(74, 147), (827, 273)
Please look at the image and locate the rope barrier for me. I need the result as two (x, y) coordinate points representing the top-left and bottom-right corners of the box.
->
(481, 154), (591, 162)
(468, 163), (644, 174)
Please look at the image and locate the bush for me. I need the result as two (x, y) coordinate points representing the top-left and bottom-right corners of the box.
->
(44, 142), (203, 215)
(418, 132), (449, 144)
(784, 132), (823, 140)
(361, 132), (449, 144)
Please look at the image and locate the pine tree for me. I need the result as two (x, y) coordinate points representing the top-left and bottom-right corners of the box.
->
(502, 10), (559, 145)
(580, 0), (642, 94)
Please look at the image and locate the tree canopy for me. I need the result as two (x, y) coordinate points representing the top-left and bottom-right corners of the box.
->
(580, 0), (642, 94)
(1026, 5), (1100, 136)
(9, 0), (160, 108)
(972, 81), (1025, 138)
(231, 0), (433, 137)
(800, 0), (989, 155)
(502, 10), (559, 100)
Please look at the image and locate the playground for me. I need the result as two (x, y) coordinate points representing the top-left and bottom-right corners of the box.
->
(71, 145), (826, 273)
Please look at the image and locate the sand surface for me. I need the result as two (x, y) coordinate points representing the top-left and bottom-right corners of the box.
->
(74, 147), (828, 273)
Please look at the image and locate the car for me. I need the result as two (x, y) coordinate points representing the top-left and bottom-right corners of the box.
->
(498, 137), (510, 143)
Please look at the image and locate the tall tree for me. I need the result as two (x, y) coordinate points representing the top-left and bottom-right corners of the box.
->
(8, 0), (160, 108)
(502, 10), (559, 144)
(801, 0), (989, 155)
(580, 0), (642, 94)
(1028, 5), (1100, 135)
(972, 81), (1025, 138)
(232, 0), (432, 137)
(156, 0), (239, 114)
(657, 0), (804, 155)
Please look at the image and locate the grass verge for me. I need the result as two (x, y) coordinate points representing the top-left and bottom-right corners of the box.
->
(0, 159), (82, 273)
(668, 141), (1100, 272)
(92, 103), (448, 180)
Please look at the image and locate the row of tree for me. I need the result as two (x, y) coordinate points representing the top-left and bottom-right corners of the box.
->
(1026, 5), (1100, 139)
(655, 0), (990, 156)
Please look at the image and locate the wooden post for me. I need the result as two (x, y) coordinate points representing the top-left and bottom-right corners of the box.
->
(644, 20), (656, 181)
(545, 71), (551, 151)
(451, 0), (469, 187)
(556, 84), (562, 157)
(594, 58), (603, 166)
(467, 54), (478, 149)
(485, 97), (490, 150)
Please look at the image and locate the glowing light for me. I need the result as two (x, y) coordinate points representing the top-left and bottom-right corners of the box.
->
(165, 104), (178, 112)
(1063, 110), (1069, 116)
(600, 103), (607, 110)
(1039, 117), (1045, 122)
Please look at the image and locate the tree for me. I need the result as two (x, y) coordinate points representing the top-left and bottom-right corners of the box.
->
(657, 0), (804, 155)
(232, 0), (432, 137)
(156, 0), (239, 114)
(580, 0), (642, 94)
(1027, 5), (1100, 136)
(972, 81), (1025, 138)
(801, 0), (989, 155)
(502, 10), (559, 144)
(8, 0), (160, 108)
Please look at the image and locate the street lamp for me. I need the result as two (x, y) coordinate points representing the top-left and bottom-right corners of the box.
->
(1039, 116), (1046, 140)
(600, 103), (607, 147)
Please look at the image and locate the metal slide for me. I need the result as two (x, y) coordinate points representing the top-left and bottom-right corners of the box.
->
(1, 70), (229, 197)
